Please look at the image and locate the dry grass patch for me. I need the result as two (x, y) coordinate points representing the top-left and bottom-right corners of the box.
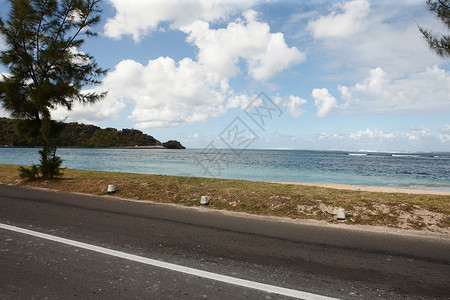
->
(1, 164), (449, 233)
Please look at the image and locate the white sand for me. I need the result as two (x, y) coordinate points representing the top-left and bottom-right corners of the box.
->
(274, 182), (450, 196)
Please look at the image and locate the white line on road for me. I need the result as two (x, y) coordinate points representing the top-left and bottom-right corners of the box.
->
(0, 223), (338, 300)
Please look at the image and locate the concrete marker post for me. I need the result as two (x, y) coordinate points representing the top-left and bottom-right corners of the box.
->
(107, 184), (116, 194)
(337, 208), (346, 221)
(200, 196), (209, 206)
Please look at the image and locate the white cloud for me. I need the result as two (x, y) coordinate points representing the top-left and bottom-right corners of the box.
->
(439, 125), (450, 143)
(348, 128), (395, 141)
(312, 66), (450, 116)
(182, 10), (305, 81)
(104, 0), (258, 42)
(226, 94), (254, 110)
(62, 9), (305, 128)
(312, 88), (338, 117)
(272, 95), (307, 117)
(283, 95), (307, 117)
(90, 57), (230, 128)
(308, 0), (370, 38)
(51, 87), (126, 124)
(306, 0), (446, 77)
(69, 47), (90, 64)
(2, 49), (123, 123)
(315, 126), (450, 151)
(350, 126), (445, 144)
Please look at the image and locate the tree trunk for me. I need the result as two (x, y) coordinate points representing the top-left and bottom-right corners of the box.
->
(40, 130), (50, 180)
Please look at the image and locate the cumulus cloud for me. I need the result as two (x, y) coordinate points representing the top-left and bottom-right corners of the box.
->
(315, 126), (450, 151)
(272, 95), (307, 117)
(308, 0), (370, 38)
(312, 66), (450, 116)
(64, 10), (304, 128)
(351, 127), (442, 144)
(55, 57), (233, 128)
(126, 57), (231, 128)
(312, 88), (338, 117)
(51, 87), (126, 124)
(283, 95), (307, 117)
(100, 57), (231, 128)
(104, 0), (258, 41)
(182, 10), (305, 80)
(226, 94), (254, 110)
(347, 128), (395, 141)
(51, 8), (305, 128)
(306, 0), (445, 77)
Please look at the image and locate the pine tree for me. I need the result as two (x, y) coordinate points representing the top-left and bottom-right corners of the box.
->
(419, 0), (450, 58)
(0, 0), (106, 179)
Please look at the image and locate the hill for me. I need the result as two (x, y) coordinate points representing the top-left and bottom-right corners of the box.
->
(0, 118), (185, 149)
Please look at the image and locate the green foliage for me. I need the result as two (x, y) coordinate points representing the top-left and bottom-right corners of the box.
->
(0, 117), (165, 147)
(0, 0), (106, 125)
(18, 165), (39, 182)
(39, 147), (63, 179)
(0, 0), (106, 179)
(18, 147), (63, 181)
(419, 0), (450, 58)
(162, 140), (186, 149)
(0, 117), (37, 145)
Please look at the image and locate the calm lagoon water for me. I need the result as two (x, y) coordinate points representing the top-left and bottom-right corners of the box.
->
(1, 148), (449, 191)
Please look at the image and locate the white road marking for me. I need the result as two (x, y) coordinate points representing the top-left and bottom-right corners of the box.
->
(0, 223), (338, 300)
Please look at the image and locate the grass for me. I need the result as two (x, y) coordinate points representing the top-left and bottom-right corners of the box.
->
(1, 164), (449, 232)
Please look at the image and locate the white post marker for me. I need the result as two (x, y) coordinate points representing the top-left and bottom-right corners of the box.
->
(337, 208), (346, 221)
(107, 184), (115, 194)
(0, 223), (338, 300)
(200, 195), (209, 206)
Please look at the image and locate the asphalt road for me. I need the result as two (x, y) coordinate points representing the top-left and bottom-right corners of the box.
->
(0, 184), (449, 299)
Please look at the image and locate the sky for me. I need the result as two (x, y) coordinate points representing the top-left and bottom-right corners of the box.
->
(0, 0), (449, 152)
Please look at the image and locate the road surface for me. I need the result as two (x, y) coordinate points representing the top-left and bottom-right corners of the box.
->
(0, 184), (449, 299)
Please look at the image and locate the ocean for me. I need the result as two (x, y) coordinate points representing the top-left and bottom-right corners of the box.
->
(0, 148), (449, 191)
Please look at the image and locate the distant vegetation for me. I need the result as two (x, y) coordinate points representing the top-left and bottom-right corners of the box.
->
(0, 118), (185, 149)
(162, 140), (186, 149)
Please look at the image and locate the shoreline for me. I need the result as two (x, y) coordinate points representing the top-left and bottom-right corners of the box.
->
(276, 182), (450, 196)
(0, 164), (448, 233)
(0, 158), (447, 194)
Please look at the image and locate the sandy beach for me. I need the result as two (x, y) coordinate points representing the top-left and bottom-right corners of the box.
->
(276, 182), (450, 196)
(0, 164), (448, 233)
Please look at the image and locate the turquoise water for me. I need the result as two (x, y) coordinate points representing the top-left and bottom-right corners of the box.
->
(1, 148), (449, 191)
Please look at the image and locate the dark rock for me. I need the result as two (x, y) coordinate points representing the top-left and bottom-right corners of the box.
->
(162, 140), (186, 149)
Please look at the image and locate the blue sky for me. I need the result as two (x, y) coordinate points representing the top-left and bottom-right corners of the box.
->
(1, 0), (449, 152)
